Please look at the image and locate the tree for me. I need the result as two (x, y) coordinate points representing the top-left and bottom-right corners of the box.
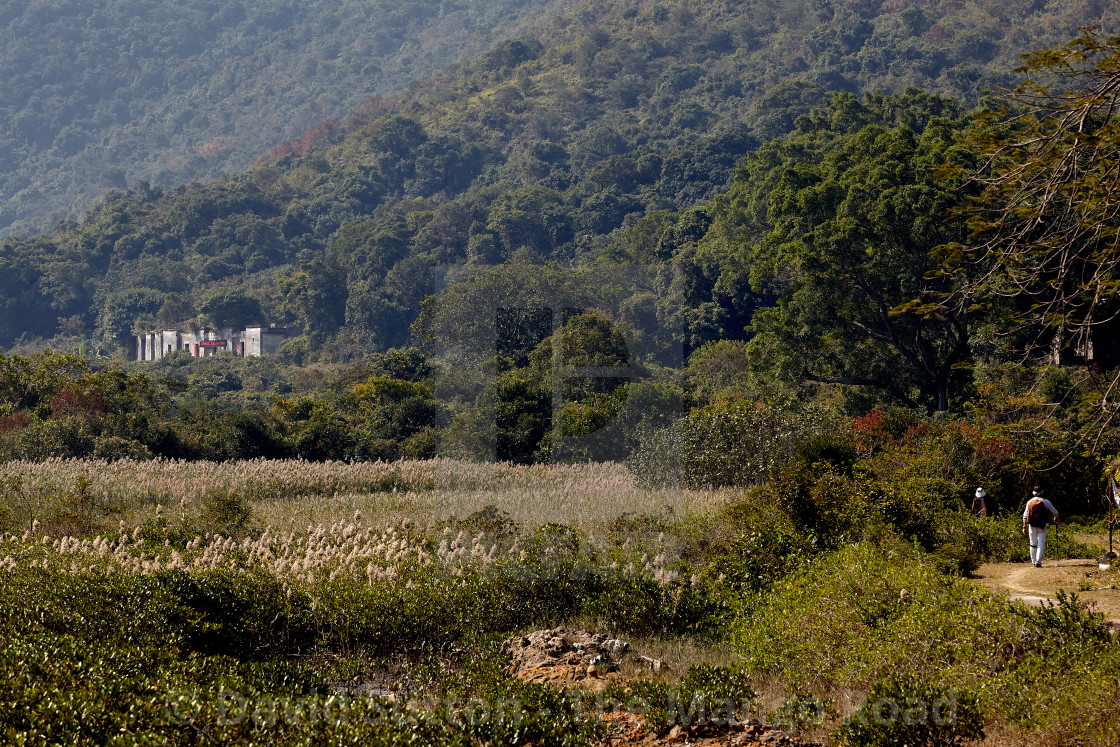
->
(712, 91), (975, 410)
(276, 259), (346, 335)
(0, 352), (89, 415)
(485, 186), (572, 259)
(98, 288), (166, 347)
(947, 29), (1120, 362)
(196, 286), (264, 328)
(491, 373), (552, 463)
(527, 312), (634, 401)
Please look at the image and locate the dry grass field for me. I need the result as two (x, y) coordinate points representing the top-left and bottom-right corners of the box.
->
(0, 457), (738, 536)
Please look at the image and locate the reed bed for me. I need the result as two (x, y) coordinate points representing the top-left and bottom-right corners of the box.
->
(252, 482), (734, 533)
(0, 512), (688, 591)
(0, 457), (735, 532)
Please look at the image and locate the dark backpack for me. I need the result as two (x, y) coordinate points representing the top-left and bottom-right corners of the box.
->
(1026, 498), (1051, 528)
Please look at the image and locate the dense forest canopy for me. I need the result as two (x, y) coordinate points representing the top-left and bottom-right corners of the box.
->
(2, 0), (1117, 242)
(3, 0), (1119, 362)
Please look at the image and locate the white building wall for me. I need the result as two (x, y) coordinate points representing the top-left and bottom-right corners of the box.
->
(242, 327), (290, 356)
(243, 327), (263, 356)
(160, 330), (179, 359)
(134, 325), (293, 360)
(260, 329), (288, 355)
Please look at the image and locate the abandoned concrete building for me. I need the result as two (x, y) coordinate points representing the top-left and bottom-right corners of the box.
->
(133, 325), (295, 361)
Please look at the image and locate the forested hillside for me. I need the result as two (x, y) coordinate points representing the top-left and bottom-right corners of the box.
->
(0, 0), (562, 236)
(2, 0), (1117, 367)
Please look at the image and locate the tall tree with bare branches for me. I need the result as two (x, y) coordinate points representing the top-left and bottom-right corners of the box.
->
(947, 28), (1120, 363)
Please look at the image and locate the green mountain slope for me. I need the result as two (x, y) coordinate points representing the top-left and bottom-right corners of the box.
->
(0, 0), (562, 236)
(2, 0), (1116, 356)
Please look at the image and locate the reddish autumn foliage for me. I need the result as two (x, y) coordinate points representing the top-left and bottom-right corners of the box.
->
(0, 412), (31, 436)
(50, 387), (108, 419)
(269, 118), (345, 158)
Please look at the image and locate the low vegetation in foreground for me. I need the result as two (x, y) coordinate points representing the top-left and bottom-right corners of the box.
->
(1, 456), (1116, 746)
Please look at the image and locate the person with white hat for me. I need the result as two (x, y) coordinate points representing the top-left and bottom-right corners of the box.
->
(971, 487), (987, 517)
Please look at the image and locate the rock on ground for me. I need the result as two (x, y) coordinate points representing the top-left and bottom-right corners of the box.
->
(500, 627), (651, 691)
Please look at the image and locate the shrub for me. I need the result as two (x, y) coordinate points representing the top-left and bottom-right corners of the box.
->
(606, 508), (674, 537)
(925, 540), (982, 577)
(731, 543), (1019, 689)
(92, 435), (153, 460)
(454, 504), (517, 536)
(705, 524), (816, 593)
(767, 462), (868, 544)
(0, 417), (95, 460)
(835, 677), (984, 747)
(795, 431), (858, 475)
(582, 575), (669, 636)
(965, 514), (1099, 562)
(582, 574), (725, 638)
(197, 486), (255, 537)
(629, 397), (834, 488)
(292, 417), (354, 461)
(771, 692), (834, 733)
(606, 664), (757, 735)
(136, 516), (197, 549)
(400, 425), (439, 459)
(731, 542), (1120, 744)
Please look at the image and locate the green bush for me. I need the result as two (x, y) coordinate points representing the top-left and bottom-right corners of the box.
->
(925, 539), (982, 577)
(291, 417), (354, 461)
(731, 543), (1120, 744)
(965, 514), (1099, 563)
(453, 504), (517, 536)
(705, 524), (816, 593)
(92, 434), (153, 460)
(400, 425), (440, 459)
(768, 462), (869, 545)
(198, 486), (255, 538)
(441, 655), (605, 746)
(0, 416), (95, 460)
(835, 677), (984, 747)
(629, 397), (834, 488)
(605, 664), (756, 735)
(771, 692), (834, 733)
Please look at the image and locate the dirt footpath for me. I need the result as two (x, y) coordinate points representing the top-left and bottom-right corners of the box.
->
(973, 552), (1120, 625)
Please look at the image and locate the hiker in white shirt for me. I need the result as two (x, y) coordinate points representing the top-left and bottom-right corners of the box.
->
(1021, 486), (1059, 568)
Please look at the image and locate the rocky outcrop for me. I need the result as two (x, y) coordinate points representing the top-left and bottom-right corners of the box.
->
(501, 627), (664, 691)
